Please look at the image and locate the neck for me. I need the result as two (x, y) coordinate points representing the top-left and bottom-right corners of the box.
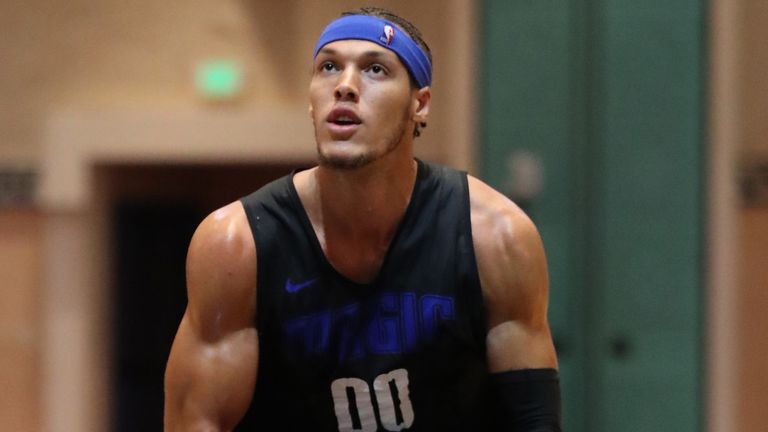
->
(314, 151), (418, 244)
(292, 143), (418, 283)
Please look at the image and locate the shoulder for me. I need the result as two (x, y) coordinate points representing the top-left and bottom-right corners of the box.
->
(467, 175), (549, 327)
(186, 201), (257, 339)
(467, 175), (543, 262)
(188, 200), (256, 269)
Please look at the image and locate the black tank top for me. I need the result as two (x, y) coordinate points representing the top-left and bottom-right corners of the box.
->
(238, 159), (491, 431)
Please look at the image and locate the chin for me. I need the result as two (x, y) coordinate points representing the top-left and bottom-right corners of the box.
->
(314, 128), (402, 170)
(317, 146), (374, 170)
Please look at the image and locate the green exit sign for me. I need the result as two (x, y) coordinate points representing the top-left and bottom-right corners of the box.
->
(195, 59), (243, 100)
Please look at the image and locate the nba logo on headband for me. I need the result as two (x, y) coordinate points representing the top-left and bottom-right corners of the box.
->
(314, 15), (432, 87)
(380, 25), (395, 45)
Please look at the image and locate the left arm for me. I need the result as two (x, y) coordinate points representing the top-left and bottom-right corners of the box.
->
(469, 176), (561, 431)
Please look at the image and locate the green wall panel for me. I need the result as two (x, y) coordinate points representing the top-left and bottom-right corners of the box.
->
(481, 1), (703, 431)
(589, 1), (703, 430)
(482, 2), (589, 431)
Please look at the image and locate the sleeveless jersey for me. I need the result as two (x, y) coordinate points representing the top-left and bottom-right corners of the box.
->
(238, 159), (492, 431)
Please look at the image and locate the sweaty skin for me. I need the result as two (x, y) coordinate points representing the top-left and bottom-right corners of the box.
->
(164, 38), (557, 431)
(164, 203), (257, 432)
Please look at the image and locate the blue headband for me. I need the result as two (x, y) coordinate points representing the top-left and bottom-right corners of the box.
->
(313, 15), (432, 88)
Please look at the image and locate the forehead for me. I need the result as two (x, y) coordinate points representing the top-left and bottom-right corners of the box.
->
(315, 40), (403, 64)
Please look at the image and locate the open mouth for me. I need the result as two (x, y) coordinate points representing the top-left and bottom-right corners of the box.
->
(326, 107), (362, 139)
(327, 107), (362, 126)
(332, 117), (359, 126)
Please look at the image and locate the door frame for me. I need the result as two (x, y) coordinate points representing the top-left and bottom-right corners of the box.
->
(37, 107), (314, 431)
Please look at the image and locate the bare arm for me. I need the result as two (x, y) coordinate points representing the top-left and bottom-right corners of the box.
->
(469, 176), (558, 372)
(164, 201), (258, 431)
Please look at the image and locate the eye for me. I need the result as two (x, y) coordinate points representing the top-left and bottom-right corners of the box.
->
(321, 62), (337, 72)
(369, 64), (385, 74)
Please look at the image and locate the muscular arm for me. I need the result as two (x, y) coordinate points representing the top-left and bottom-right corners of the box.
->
(469, 176), (558, 372)
(164, 201), (258, 432)
(470, 176), (560, 430)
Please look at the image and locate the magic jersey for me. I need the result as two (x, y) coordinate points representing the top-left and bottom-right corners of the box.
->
(237, 159), (492, 431)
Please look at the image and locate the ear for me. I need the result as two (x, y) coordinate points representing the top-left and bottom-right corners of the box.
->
(412, 86), (431, 124)
(308, 103), (314, 118)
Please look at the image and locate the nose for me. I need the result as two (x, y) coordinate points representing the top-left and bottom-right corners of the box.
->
(334, 68), (359, 102)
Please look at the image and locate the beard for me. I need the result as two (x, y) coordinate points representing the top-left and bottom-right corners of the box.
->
(315, 108), (410, 170)
(318, 151), (375, 170)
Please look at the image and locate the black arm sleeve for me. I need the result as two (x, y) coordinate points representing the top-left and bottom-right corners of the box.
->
(490, 368), (562, 432)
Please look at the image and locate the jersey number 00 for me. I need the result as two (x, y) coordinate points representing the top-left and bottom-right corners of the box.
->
(331, 368), (414, 431)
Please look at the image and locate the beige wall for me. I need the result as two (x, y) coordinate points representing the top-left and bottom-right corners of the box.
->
(737, 2), (768, 431)
(738, 209), (768, 432)
(709, 0), (768, 430)
(0, 0), (302, 164)
(0, 0), (478, 169)
(742, 1), (768, 158)
(0, 211), (42, 432)
(711, 0), (768, 430)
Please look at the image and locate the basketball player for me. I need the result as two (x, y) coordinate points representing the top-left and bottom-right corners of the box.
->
(164, 7), (561, 431)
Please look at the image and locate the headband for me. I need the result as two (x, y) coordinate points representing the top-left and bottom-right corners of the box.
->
(313, 15), (432, 88)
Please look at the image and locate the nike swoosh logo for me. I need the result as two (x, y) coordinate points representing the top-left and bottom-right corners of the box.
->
(285, 277), (318, 293)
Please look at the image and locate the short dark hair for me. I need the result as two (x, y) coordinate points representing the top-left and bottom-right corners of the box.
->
(340, 7), (431, 137)
(341, 7), (433, 68)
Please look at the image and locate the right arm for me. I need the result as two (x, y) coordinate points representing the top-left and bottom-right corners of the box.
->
(164, 201), (258, 431)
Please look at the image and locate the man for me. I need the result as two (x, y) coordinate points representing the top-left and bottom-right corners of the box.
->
(165, 7), (560, 431)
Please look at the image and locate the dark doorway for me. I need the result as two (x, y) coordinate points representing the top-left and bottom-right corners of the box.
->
(106, 163), (301, 431)
(113, 200), (204, 431)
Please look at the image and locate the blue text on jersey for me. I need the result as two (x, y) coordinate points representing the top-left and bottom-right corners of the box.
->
(282, 292), (456, 363)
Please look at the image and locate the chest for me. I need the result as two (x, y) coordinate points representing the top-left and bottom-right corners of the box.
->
(321, 237), (388, 284)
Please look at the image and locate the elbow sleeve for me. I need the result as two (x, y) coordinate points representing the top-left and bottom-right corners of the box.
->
(490, 368), (562, 432)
